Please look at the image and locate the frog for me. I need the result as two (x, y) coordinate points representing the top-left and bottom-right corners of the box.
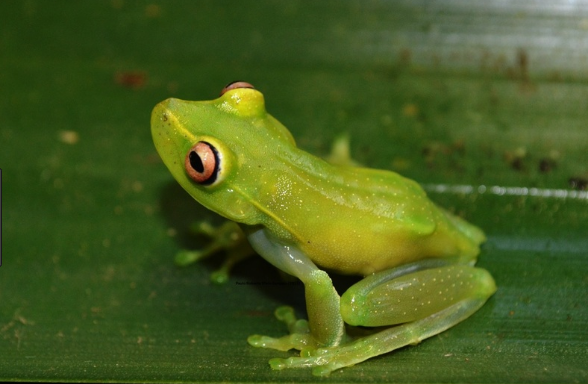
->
(151, 81), (496, 377)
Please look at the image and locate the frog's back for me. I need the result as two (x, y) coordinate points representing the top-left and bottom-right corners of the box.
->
(257, 151), (486, 275)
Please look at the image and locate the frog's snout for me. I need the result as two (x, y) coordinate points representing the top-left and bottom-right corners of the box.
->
(151, 98), (174, 127)
(151, 98), (189, 166)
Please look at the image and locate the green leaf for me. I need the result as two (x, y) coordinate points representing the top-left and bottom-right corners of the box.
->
(1, 1), (586, 382)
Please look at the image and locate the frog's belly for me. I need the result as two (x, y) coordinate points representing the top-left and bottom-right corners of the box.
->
(298, 220), (481, 276)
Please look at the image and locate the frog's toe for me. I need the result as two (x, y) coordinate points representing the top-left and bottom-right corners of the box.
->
(312, 362), (346, 377)
(175, 249), (205, 266)
(267, 349), (346, 377)
(248, 306), (315, 351)
(269, 355), (314, 370)
(248, 334), (289, 351)
(210, 269), (229, 284)
(273, 306), (310, 334)
(248, 331), (314, 352)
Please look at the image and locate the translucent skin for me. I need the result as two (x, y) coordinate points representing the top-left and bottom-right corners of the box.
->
(151, 86), (496, 376)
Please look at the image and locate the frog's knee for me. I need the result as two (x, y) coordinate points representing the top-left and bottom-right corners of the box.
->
(473, 267), (497, 298)
(339, 291), (365, 326)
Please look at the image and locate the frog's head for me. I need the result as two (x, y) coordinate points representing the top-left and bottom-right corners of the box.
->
(151, 82), (296, 224)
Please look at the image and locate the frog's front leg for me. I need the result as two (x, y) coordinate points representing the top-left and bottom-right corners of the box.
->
(175, 221), (255, 284)
(246, 229), (346, 351)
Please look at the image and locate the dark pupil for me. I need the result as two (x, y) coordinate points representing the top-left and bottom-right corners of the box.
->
(189, 151), (204, 173)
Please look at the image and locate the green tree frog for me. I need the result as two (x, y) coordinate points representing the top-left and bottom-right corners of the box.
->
(151, 82), (496, 376)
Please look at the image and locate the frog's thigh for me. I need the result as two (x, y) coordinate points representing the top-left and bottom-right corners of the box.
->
(341, 261), (496, 327)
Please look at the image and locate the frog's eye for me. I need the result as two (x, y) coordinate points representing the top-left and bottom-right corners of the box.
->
(185, 141), (220, 185)
(220, 81), (255, 96)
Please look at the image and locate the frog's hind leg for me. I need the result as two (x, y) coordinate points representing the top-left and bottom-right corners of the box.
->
(320, 259), (496, 374)
(267, 259), (495, 376)
(441, 207), (486, 246)
(298, 289), (492, 376)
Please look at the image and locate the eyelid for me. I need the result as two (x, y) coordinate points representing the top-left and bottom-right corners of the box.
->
(220, 81), (255, 96)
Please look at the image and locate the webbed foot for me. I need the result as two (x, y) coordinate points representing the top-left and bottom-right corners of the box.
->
(248, 306), (358, 377)
(248, 306), (315, 351)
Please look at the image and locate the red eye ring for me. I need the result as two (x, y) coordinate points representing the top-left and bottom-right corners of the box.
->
(185, 141), (220, 185)
(220, 81), (255, 96)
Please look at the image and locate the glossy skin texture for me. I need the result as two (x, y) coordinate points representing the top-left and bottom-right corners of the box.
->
(151, 84), (496, 376)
